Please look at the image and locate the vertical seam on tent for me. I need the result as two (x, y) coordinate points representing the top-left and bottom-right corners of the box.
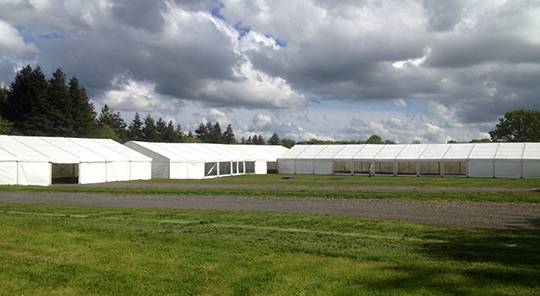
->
(312, 145), (329, 174)
(493, 142), (502, 178)
(11, 136), (52, 185)
(466, 144), (477, 177)
(520, 143), (527, 178)
(0, 145), (19, 184)
(415, 145), (430, 176)
(67, 138), (109, 182)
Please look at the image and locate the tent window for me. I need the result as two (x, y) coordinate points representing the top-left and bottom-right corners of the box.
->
(245, 161), (255, 174)
(267, 161), (278, 174)
(219, 162), (231, 175)
(333, 161), (351, 174)
(353, 161), (371, 174)
(419, 162), (441, 175)
(239, 162), (245, 174)
(204, 162), (218, 176)
(444, 161), (467, 176)
(52, 163), (79, 184)
(397, 162), (416, 175)
(374, 162), (394, 175)
(232, 162), (238, 174)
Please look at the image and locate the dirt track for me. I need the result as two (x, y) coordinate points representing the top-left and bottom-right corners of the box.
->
(0, 191), (539, 230)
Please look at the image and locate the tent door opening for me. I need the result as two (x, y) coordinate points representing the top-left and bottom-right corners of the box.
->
(52, 163), (79, 184)
(267, 161), (278, 174)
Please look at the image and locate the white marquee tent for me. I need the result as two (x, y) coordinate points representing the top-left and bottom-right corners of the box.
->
(124, 141), (289, 179)
(0, 135), (151, 186)
(278, 143), (540, 179)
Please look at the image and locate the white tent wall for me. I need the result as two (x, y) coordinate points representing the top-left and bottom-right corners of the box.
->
(17, 162), (51, 186)
(278, 159), (296, 174)
(278, 143), (540, 179)
(187, 162), (205, 179)
(124, 141), (171, 179)
(170, 162), (188, 179)
(79, 162), (108, 184)
(255, 160), (267, 174)
(0, 161), (18, 185)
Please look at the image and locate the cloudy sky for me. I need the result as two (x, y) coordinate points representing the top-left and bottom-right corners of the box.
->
(1, 0), (539, 143)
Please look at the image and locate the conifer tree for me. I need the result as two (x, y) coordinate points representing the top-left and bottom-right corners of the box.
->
(47, 68), (73, 136)
(268, 133), (280, 145)
(97, 105), (127, 141)
(69, 77), (96, 137)
(5, 65), (51, 135)
(142, 114), (158, 141)
(223, 124), (236, 144)
(128, 113), (144, 141)
(155, 118), (168, 141)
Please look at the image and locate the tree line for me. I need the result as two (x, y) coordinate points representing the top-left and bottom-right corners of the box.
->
(1, 65), (538, 145)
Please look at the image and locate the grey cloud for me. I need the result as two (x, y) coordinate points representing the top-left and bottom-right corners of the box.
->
(422, 0), (464, 32)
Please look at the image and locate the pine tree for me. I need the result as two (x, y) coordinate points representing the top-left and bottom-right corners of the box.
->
(246, 136), (253, 144)
(0, 86), (7, 116)
(155, 118), (168, 141)
(210, 122), (222, 143)
(128, 113), (144, 141)
(97, 105), (127, 141)
(161, 120), (177, 142)
(5, 65), (51, 135)
(47, 69), (73, 136)
(142, 114), (158, 141)
(174, 124), (184, 142)
(240, 137), (246, 144)
(69, 77), (96, 137)
(222, 124), (236, 144)
(268, 133), (280, 145)
(195, 123), (209, 142)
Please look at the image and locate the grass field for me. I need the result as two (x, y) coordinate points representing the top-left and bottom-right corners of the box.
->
(0, 204), (538, 295)
(2, 174), (540, 203)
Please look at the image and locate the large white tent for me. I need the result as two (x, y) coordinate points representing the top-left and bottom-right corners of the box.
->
(0, 135), (151, 186)
(278, 143), (540, 179)
(124, 141), (289, 179)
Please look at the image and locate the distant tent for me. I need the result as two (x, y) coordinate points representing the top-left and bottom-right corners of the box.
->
(124, 142), (288, 179)
(0, 135), (151, 186)
(277, 143), (540, 179)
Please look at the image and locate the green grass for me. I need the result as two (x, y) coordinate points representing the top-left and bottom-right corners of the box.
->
(2, 174), (540, 203)
(0, 204), (538, 295)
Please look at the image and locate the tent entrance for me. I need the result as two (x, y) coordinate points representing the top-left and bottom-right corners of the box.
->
(443, 161), (467, 176)
(52, 163), (79, 184)
(267, 161), (278, 174)
(419, 162), (441, 176)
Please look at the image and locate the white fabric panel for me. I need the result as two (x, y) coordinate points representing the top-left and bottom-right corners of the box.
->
(187, 162), (205, 179)
(297, 145), (327, 159)
(443, 144), (475, 160)
(334, 145), (365, 159)
(94, 139), (151, 162)
(495, 143), (525, 159)
(313, 160), (333, 175)
(18, 162), (50, 186)
(254, 160), (267, 174)
(353, 145), (385, 160)
(523, 143), (540, 159)
(130, 162), (151, 180)
(374, 145), (407, 160)
(494, 160), (522, 178)
(295, 159), (314, 174)
(44, 137), (105, 162)
(279, 145), (309, 159)
(0, 135), (48, 161)
(169, 162), (188, 179)
(79, 162), (107, 184)
(468, 160), (494, 178)
(419, 144), (451, 160)
(278, 159), (296, 174)
(12, 136), (79, 163)
(469, 143), (499, 159)
(397, 144), (428, 160)
(315, 145), (346, 159)
(0, 161), (18, 184)
(106, 161), (130, 182)
(523, 161), (540, 178)
(151, 160), (170, 179)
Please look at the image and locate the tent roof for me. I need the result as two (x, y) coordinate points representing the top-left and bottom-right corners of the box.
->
(126, 142), (289, 162)
(279, 143), (540, 161)
(0, 135), (149, 163)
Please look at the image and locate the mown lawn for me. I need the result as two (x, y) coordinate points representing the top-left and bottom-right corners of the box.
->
(0, 204), (538, 295)
(2, 174), (540, 203)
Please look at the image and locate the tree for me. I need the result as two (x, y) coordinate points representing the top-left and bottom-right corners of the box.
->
(161, 120), (178, 142)
(97, 105), (127, 141)
(47, 68), (73, 136)
(0, 117), (13, 134)
(223, 124), (236, 144)
(209, 122), (222, 143)
(366, 134), (383, 144)
(0, 86), (7, 115)
(128, 113), (144, 141)
(4, 65), (51, 135)
(268, 133), (280, 145)
(142, 114), (158, 141)
(470, 138), (491, 143)
(489, 109), (540, 142)
(174, 124), (184, 142)
(279, 138), (295, 148)
(69, 77), (96, 137)
(195, 123), (209, 142)
(155, 118), (168, 141)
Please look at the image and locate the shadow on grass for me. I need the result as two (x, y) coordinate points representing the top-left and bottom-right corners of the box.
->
(361, 226), (540, 295)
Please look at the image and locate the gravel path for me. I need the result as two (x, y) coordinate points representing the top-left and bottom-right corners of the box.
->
(0, 191), (539, 230)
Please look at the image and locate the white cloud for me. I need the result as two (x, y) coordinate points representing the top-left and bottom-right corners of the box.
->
(0, 20), (38, 54)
